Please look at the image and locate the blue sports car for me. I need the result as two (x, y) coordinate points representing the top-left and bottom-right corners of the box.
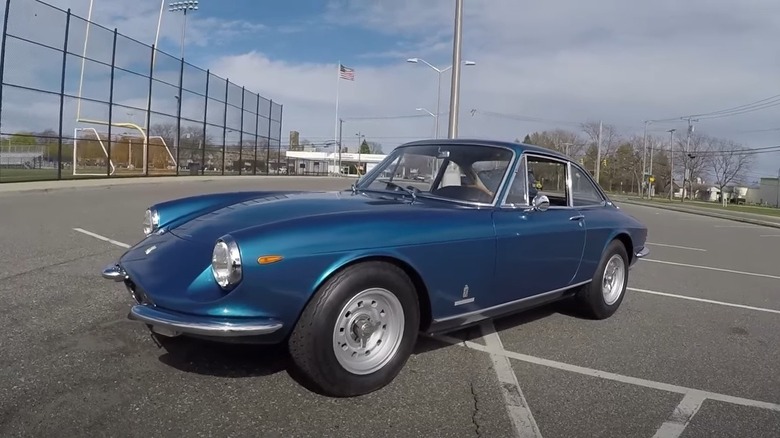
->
(101, 139), (649, 397)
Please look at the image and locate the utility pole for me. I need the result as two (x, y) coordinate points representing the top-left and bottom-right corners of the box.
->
(668, 129), (676, 200)
(447, 0), (464, 139)
(595, 120), (602, 183)
(648, 139), (655, 198)
(641, 120), (650, 198)
(681, 117), (698, 202)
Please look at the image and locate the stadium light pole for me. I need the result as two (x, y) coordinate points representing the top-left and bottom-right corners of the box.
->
(168, 1), (198, 61)
(407, 58), (475, 139)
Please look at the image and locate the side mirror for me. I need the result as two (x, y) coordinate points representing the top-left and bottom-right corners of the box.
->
(532, 195), (550, 212)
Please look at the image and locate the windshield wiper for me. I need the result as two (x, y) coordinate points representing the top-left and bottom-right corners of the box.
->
(382, 181), (419, 203)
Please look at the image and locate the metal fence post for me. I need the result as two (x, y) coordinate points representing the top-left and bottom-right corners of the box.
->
(278, 104), (283, 174)
(221, 78), (228, 175)
(253, 93), (259, 175)
(57, 9), (72, 180)
(238, 86), (244, 175)
(0, 0), (11, 136)
(176, 58), (184, 176)
(202, 70), (209, 174)
(145, 44), (155, 177)
(266, 99), (272, 174)
(0, 0), (12, 181)
(107, 28), (118, 176)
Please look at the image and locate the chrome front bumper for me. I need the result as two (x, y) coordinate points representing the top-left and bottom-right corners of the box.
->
(128, 304), (284, 338)
(103, 263), (283, 338)
(635, 246), (650, 259)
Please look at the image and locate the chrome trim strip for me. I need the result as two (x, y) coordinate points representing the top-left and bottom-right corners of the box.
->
(128, 304), (284, 337)
(436, 279), (592, 323)
(102, 264), (128, 282)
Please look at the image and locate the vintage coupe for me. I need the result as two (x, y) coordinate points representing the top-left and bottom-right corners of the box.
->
(101, 139), (649, 397)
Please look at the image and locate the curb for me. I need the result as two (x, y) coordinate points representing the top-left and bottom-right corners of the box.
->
(617, 199), (780, 230)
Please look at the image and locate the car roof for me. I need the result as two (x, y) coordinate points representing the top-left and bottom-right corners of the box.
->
(398, 138), (571, 161)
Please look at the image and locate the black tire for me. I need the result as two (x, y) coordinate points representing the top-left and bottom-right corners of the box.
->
(287, 261), (420, 397)
(575, 239), (629, 320)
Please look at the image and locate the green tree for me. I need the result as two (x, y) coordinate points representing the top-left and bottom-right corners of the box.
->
(359, 139), (371, 154)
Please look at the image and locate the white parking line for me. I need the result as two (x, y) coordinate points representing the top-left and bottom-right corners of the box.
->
(480, 322), (542, 438)
(759, 234), (780, 238)
(714, 225), (761, 228)
(652, 392), (706, 438)
(642, 259), (780, 280)
(629, 288), (780, 315)
(433, 335), (780, 413)
(73, 228), (131, 248)
(646, 242), (707, 252)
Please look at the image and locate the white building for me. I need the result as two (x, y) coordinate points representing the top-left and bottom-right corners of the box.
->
(284, 150), (387, 176)
(758, 177), (780, 207)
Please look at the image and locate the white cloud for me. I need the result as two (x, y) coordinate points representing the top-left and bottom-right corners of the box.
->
(3, 0), (780, 181)
(205, 0), (780, 179)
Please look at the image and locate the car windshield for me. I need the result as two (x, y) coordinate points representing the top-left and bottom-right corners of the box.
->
(356, 143), (515, 205)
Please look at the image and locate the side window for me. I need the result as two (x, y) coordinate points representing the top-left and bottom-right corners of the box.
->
(505, 156), (528, 205)
(527, 155), (569, 207)
(571, 167), (604, 206)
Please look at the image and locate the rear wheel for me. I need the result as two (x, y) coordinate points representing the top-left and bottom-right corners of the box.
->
(288, 261), (420, 397)
(575, 239), (629, 319)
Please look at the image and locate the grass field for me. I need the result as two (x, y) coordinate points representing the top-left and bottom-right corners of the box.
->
(0, 167), (268, 183)
(625, 196), (780, 217)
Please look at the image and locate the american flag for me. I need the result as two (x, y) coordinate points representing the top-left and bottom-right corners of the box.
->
(339, 64), (355, 81)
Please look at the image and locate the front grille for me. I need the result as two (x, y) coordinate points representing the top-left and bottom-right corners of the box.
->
(124, 279), (153, 305)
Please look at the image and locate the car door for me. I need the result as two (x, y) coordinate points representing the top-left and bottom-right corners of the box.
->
(491, 153), (587, 307)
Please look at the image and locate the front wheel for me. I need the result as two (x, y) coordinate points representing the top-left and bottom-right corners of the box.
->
(288, 261), (420, 397)
(575, 239), (629, 319)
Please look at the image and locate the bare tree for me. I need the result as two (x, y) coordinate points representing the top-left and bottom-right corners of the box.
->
(675, 132), (714, 200)
(709, 138), (753, 201)
(581, 121), (621, 177)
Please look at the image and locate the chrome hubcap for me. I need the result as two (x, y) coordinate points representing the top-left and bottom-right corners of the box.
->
(332, 288), (405, 375)
(601, 254), (625, 305)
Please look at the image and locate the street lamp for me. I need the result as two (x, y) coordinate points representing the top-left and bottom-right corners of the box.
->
(168, 1), (198, 60)
(416, 107), (437, 138)
(406, 57), (475, 138)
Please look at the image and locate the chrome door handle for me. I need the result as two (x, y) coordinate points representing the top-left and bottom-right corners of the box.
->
(569, 214), (584, 221)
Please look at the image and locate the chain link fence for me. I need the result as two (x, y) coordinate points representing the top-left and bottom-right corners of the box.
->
(0, 0), (284, 183)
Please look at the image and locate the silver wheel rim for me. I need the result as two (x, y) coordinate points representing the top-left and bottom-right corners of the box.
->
(332, 287), (405, 375)
(602, 254), (625, 305)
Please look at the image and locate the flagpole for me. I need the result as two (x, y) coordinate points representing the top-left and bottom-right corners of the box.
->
(334, 61), (340, 175)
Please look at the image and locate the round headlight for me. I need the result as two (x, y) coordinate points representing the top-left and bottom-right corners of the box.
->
(211, 236), (242, 289)
(143, 208), (159, 235)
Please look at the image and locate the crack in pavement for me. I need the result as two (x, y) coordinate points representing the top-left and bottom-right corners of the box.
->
(0, 248), (119, 283)
(470, 381), (482, 438)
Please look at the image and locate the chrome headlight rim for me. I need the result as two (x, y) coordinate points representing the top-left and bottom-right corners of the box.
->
(143, 208), (160, 236)
(211, 235), (242, 290)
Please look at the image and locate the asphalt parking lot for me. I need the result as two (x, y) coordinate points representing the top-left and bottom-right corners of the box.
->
(0, 177), (778, 438)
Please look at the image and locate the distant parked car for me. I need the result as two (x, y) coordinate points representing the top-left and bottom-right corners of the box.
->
(101, 139), (649, 397)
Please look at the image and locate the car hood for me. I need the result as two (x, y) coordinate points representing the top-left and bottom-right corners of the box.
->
(166, 190), (439, 243)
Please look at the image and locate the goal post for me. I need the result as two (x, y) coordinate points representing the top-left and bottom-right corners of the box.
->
(72, 122), (178, 177)
(73, 127), (117, 176)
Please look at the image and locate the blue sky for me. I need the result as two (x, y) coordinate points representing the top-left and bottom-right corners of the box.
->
(3, 0), (780, 184)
